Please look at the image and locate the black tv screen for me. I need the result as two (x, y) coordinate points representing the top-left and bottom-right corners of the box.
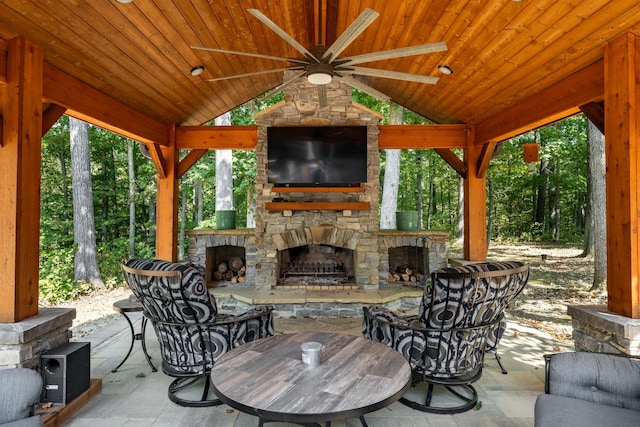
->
(267, 126), (368, 186)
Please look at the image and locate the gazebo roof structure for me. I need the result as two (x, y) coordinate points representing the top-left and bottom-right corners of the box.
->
(1, 1), (640, 324)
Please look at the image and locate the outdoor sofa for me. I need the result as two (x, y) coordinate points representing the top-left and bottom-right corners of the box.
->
(534, 351), (640, 427)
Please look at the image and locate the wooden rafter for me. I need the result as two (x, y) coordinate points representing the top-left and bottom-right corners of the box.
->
(434, 149), (466, 178)
(41, 63), (169, 145)
(475, 60), (604, 144)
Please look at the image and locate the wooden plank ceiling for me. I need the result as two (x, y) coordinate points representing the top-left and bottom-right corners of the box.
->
(0, 0), (639, 128)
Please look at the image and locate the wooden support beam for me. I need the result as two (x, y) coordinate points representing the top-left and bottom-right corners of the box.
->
(42, 63), (169, 145)
(378, 124), (468, 149)
(475, 60), (604, 144)
(463, 127), (487, 261)
(434, 148), (466, 178)
(42, 103), (67, 136)
(155, 126), (178, 262)
(580, 101), (605, 134)
(178, 149), (207, 179)
(0, 37), (43, 322)
(176, 126), (258, 150)
(476, 141), (497, 179)
(144, 143), (167, 180)
(604, 32), (640, 319)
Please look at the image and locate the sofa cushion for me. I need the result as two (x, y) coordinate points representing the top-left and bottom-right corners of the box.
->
(535, 394), (639, 427)
(547, 352), (640, 411)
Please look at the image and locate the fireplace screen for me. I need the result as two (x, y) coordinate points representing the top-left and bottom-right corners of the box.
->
(276, 244), (355, 286)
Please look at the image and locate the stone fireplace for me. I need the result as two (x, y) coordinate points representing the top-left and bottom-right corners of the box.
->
(187, 74), (448, 299)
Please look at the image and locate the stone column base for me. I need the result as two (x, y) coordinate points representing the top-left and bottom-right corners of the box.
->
(0, 307), (76, 368)
(568, 304), (640, 356)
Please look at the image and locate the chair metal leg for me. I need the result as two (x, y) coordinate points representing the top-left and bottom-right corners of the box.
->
(494, 353), (508, 374)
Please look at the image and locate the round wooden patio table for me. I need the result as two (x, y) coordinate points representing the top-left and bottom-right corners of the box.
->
(210, 331), (411, 427)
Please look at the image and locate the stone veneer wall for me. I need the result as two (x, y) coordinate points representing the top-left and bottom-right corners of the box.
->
(253, 74), (381, 290)
(0, 308), (75, 368)
(568, 304), (640, 356)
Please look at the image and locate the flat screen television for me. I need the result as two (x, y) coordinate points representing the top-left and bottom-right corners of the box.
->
(267, 126), (368, 187)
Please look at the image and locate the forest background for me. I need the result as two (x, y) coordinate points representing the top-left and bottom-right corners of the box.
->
(39, 91), (591, 303)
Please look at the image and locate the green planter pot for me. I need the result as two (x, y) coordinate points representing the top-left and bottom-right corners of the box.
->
(396, 210), (419, 231)
(216, 210), (236, 230)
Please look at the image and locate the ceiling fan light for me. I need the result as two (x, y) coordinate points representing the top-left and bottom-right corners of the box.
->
(190, 66), (205, 76)
(306, 63), (334, 85)
(307, 72), (333, 85)
(438, 65), (453, 75)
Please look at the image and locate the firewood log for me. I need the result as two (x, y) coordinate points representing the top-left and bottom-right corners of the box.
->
(388, 271), (396, 282)
(238, 265), (246, 276)
(231, 276), (238, 284)
(229, 256), (244, 272)
(217, 262), (228, 273)
(401, 273), (410, 282)
(213, 271), (223, 281)
(224, 271), (234, 281)
(238, 275), (247, 283)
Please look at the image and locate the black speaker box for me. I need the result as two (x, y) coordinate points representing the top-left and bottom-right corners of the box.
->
(40, 341), (91, 406)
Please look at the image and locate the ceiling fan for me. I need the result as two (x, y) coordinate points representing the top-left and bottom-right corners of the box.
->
(192, 7), (447, 107)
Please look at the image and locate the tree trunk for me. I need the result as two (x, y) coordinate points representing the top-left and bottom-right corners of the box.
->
(215, 113), (234, 212)
(380, 103), (403, 229)
(128, 139), (135, 258)
(415, 151), (424, 229)
(588, 120), (607, 291)
(552, 156), (560, 242)
(455, 176), (464, 245)
(178, 188), (187, 260)
(69, 117), (104, 289)
(59, 145), (70, 236)
(487, 179), (494, 250)
(194, 180), (204, 225)
(246, 187), (256, 228)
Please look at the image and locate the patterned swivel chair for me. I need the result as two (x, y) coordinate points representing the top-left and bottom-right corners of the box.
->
(363, 261), (529, 414)
(122, 259), (274, 407)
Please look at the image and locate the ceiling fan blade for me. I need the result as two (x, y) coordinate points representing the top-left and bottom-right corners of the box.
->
(317, 85), (328, 107)
(191, 46), (307, 65)
(343, 42), (448, 66)
(257, 72), (305, 102)
(347, 66), (440, 84)
(323, 8), (379, 63)
(248, 9), (319, 62)
(206, 67), (302, 82)
(339, 76), (391, 102)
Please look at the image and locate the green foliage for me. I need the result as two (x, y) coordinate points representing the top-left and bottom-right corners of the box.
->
(38, 91), (590, 303)
(39, 247), (91, 303)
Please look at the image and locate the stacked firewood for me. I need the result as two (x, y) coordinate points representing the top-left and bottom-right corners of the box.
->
(388, 266), (424, 284)
(212, 256), (247, 284)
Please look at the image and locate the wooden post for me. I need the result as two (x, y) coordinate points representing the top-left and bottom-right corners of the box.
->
(155, 125), (178, 261)
(604, 32), (640, 319)
(0, 38), (43, 322)
(463, 127), (488, 261)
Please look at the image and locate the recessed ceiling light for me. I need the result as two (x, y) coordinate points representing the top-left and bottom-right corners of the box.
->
(438, 65), (453, 75)
(115, 0), (134, 3)
(190, 66), (205, 76)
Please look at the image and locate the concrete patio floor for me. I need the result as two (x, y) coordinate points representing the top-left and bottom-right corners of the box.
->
(59, 311), (571, 427)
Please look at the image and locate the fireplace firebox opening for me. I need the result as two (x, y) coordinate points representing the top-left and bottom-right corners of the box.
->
(276, 244), (355, 287)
